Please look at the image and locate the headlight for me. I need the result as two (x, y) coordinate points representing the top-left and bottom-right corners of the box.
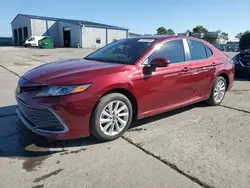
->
(34, 84), (91, 97)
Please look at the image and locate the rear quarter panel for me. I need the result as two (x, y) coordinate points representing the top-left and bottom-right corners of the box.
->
(216, 54), (235, 90)
(204, 42), (235, 91)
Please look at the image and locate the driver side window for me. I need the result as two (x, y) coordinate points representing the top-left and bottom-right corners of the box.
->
(148, 39), (185, 64)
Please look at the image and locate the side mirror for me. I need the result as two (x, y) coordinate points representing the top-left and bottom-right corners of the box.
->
(150, 57), (170, 67)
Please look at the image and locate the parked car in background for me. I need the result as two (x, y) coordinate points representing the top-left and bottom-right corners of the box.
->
(232, 46), (239, 52)
(234, 33), (250, 75)
(24, 36), (46, 47)
(226, 46), (232, 52)
(219, 46), (226, 51)
(16, 36), (235, 141)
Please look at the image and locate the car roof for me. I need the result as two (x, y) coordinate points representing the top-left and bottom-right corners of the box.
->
(129, 35), (216, 50)
(131, 35), (203, 41)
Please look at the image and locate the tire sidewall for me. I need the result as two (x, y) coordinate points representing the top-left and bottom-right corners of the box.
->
(212, 77), (226, 105)
(91, 93), (133, 141)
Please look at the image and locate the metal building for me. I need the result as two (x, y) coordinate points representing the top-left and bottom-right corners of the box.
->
(129, 32), (142, 38)
(11, 14), (129, 48)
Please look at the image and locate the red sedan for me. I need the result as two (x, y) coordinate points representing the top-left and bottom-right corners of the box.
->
(16, 36), (235, 141)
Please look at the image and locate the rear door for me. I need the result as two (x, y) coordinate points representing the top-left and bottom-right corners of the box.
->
(186, 39), (216, 98)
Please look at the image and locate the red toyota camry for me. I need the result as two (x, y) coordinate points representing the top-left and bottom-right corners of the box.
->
(16, 36), (235, 141)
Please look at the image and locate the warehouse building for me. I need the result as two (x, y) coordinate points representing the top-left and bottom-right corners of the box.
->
(11, 14), (129, 48)
(129, 32), (142, 38)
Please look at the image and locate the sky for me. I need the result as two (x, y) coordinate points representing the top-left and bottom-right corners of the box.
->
(1, 0), (250, 40)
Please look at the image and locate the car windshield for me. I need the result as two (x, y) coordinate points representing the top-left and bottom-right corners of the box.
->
(84, 38), (156, 65)
(28, 37), (34, 41)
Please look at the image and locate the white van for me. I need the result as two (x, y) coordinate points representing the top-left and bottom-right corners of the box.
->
(24, 36), (46, 47)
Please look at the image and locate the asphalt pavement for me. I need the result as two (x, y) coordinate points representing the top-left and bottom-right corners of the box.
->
(0, 47), (249, 188)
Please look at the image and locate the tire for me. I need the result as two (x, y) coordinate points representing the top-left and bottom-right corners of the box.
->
(90, 93), (133, 141)
(206, 76), (227, 106)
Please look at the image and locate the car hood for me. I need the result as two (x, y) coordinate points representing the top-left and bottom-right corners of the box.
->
(23, 59), (126, 85)
(239, 33), (250, 51)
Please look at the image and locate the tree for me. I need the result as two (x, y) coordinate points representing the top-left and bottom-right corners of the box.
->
(167, 29), (175, 35)
(156, 27), (175, 35)
(235, 32), (243, 40)
(221, 32), (229, 40)
(235, 30), (250, 40)
(157, 27), (168, 35)
(193, 25), (208, 33)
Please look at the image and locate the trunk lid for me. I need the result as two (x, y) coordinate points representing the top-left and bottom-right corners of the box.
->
(239, 33), (250, 51)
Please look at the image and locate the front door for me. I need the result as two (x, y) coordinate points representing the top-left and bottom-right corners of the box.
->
(135, 39), (193, 118)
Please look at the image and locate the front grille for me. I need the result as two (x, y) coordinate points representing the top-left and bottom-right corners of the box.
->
(17, 99), (37, 126)
(20, 86), (45, 93)
(17, 98), (65, 132)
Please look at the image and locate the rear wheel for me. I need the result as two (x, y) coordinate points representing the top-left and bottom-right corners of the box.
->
(90, 93), (133, 141)
(206, 76), (227, 105)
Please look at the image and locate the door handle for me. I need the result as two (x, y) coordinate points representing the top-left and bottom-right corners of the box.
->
(181, 67), (189, 72)
(211, 62), (217, 66)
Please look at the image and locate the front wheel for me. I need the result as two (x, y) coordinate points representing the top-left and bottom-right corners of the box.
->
(90, 93), (133, 141)
(206, 76), (227, 105)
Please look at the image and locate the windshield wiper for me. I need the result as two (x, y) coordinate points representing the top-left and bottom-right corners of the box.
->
(84, 57), (107, 62)
(84, 57), (132, 64)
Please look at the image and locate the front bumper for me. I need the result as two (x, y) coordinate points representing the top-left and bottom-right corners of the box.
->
(16, 97), (69, 133)
(16, 90), (98, 140)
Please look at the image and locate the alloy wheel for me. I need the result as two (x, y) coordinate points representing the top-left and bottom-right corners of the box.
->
(99, 100), (129, 136)
(214, 80), (226, 103)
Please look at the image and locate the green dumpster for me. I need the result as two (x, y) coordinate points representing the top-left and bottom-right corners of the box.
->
(38, 37), (54, 49)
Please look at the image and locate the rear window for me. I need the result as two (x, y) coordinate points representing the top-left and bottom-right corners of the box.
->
(187, 40), (207, 60)
(205, 45), (213, 58)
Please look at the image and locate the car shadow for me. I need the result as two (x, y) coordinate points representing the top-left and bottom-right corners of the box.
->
(130, 102), (208, 129)
(0, 105), (102, 159)
(0, 102), (209, 158)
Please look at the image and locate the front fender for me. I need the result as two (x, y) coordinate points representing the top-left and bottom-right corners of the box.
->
(96, 82), (134, 97)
